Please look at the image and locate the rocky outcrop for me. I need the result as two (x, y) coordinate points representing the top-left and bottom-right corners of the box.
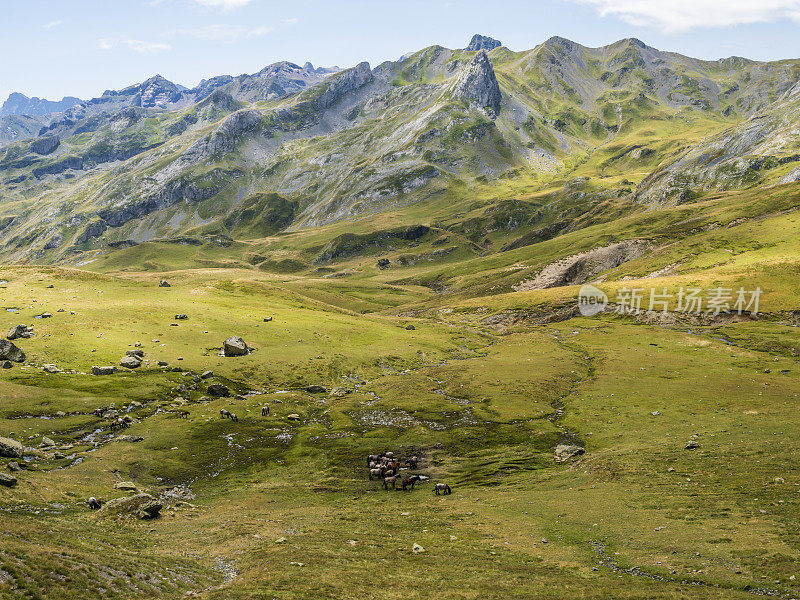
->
(466, 34), (502, 52)
(779, 166), (800, 184)
(182, 109), (263, 161)
(7, 324), (32, 340)
(29, 135), (60, 155)
(554, 444), (585, 463)
(313, 62), (372, 110)
(452, 51), (501, 114)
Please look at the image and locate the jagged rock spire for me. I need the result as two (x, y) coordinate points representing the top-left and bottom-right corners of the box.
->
(467, 34), (502, 52)
(453, 51), (501, 114)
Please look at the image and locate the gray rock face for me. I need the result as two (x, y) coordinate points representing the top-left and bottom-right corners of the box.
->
(314, 62), (373, 110)
(100, 492), (158, 518)
(138, 499), (163, 519)
(453, 51), (501, 114)
(223, 336), (249, 357)
(554, 444), (585, 463)
(0, 436), (24, 458)
(29, 135), (60, 155)
(42, 364), (61, 374)
(467, 34), (502, 52)
(159, 280), (171, 287)
(780, 166), (800, 184)
(0, 339), (26, 363)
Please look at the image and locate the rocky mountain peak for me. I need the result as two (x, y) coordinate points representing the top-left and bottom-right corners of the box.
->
(467, 34), (502, 52)
(453, 50), (501, 114)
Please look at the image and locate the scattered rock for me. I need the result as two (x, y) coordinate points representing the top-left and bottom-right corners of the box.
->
(1, 361), (12, 369)
(7, 461), (20, 472)
(405, 324), (416, 330)
(37, 312), (52, 319)
(207, 383), (230, 397)
(100, 493), (159, 518)
(120, 356), (142, 369)
(685, 440), (700, 450)
(377, 258), (390, 270)
(159, 280), (171, 287)
(651, 411), (661, 416)
(263, 317), (273, 322)
(158, 361), (169, 366)
(42, 364), (61, 374)
(0, 339), (26, 363)
(554, 444), (585, 463)
(200, 370), (214, 379)
(286, 414), (301, 421)
(92, 366), (116, 375)
(41, 437), (56, 448)
(0, 472), (17, 487)
(116, 435), (143, 443)
(329, 387), (351, 397)
(223, 336), (249, 357)
(305, 385), (327, 393)
(412, 543), (426, 554)
(0, 437), (24, 458)
(126, 349), (144, 358)
(174, 314), (188, 320)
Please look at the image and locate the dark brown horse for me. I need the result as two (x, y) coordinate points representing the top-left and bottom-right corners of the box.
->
(400, 475), (422, 491)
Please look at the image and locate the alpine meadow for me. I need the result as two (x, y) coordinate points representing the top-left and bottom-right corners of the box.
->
(2, 6), (800, 598)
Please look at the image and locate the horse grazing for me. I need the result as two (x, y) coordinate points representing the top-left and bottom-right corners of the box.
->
(369, 467), (385, 480)
(230, 413), (238, 422)
(87, 497), (102, 510)
(405, 456), (419, 470)
(261, 406), (270, 416)
(400, 475), (422, 491)
(383, 475), (400, 490)
(109, 418), (128, 432)
(434, 483), (452, 496)
(220, 409), (231, 419)
(174, 410), (189, 419)
(368, 454), (380, 466)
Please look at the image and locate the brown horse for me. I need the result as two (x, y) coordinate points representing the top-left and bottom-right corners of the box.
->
(383, 475), (399, 490)
(400, 475), (422, 491)
(261, 406), (270, 416)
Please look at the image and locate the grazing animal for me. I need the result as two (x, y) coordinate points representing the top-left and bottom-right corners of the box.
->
(261, 406), (270, 416)
(400, 475), (422, 491)
(230, 413), (238, 422)
(87, 497), (102, 510)
(220, 409), (231, 419)
(176, 410), (189, 419)
(384, 451), (394, 459)
(384, 469), (394, 478)
(368, 454), (380, 465)
(93, 408), (104, 417)
(405, 456), (419, 470)
(383, 475), (399, 490)
(369, 467), (385, 480)
(434, 483), (452, 496)
(109, 418), (128, 432)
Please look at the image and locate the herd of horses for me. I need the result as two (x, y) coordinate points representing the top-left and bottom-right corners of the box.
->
(368, 452), (452, 495)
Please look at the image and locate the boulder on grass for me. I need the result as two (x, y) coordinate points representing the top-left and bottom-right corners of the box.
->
(223, 336), (249, 357)
(0, 437), (24, 458)
(43, 364), (61, 374)
(207, 383), (230, 397)
(0, 339), (26, 363)
(305, 385), (327, 393)
(120, 356), (142, 369)
(92, 366), (116, 375)
(138, 499), (162, 520)
(159, 280), (171, 287)
(7, 324), (32, 340)
(0, 472), (17, 487)
(100, 492), (158, 518)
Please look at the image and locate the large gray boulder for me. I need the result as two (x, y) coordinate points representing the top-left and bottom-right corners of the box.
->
(92, 366), (116, 375)
(100, 492), (160, 519)
(0, 472), (17, 487)
(223, 336), (249, 357)
(120, 355), (142, 369)
(207, 383), (230, 397)
(453, 51), (501, 114)
(780, 167), (800, 184)
(0, 339), (25, 363)
(0, 436), (24, 458)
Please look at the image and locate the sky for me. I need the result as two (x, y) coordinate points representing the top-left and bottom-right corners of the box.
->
(3, 0), (800, 105)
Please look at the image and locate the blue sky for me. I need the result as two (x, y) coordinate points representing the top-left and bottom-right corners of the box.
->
(3, 0), (800, 104)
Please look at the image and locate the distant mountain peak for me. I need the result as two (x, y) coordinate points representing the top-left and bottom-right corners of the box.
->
(0, 92), (83, 118)
(453, 50), (501, 114)
(467, 34), (502, 52)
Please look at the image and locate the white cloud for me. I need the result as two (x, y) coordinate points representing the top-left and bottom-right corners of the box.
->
(282, 17), (299, 25)
(572, 0), (800, 33)
(164, 23), (273, 42)
(191, 0), (254, 10)
(42, 20), (62, 29)
(98, 38), (172, 53)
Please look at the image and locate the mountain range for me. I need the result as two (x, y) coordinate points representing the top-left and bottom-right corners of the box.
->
(1, 33), (800, 276)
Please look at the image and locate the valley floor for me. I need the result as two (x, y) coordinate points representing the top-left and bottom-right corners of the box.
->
(0, 266), (799, 599)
